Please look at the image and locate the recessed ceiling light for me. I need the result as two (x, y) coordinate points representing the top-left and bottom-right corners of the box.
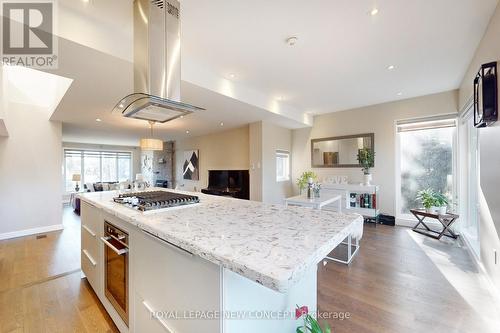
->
(387, 65), (395, 70)
(370, 8), (379, 16)
(185, 130), (190, 134)
(397, 92), (403, 96)
(95, 118), (102, 122)
(220, 122), (224, 126)
(180, 115), (184, 119)
(228, 73), (235, 79)
(286, 36), (298, 46)
(277, 96), (284, 101)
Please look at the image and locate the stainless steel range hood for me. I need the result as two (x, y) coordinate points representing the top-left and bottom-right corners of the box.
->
(112, 0), (204, 122)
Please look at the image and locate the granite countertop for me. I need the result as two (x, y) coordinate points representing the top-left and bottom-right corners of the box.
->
(79, 189), (364, 293)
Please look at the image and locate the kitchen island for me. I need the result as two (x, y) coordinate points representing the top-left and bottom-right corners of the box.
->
(79, 189), (363, 333)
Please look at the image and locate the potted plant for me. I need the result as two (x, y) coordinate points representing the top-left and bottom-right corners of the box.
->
(416, 188), (437, 213)
(357, 148), (375, 186)
(434, 192), (448, 215)
(296, 306), (331, 333)
(297, 171), (318, 195)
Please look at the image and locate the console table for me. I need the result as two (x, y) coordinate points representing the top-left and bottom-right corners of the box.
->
(321, 183), (380, 223)
(410, 209), (459, 240)
(284, 193), (342, 212)
(284, 193), (359, 265)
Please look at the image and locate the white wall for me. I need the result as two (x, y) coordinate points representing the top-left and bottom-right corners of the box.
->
(0, 68), (68, 239)
(249, 122), (263, 201)
(458, 3), (500, 289)
(292, 90), (458, 215)
(175, 126), (250, 191)
(261, 122), (293, 204)
(248, 121), (293, 204)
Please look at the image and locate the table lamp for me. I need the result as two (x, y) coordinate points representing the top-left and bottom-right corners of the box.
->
(72, 174), (81, 192)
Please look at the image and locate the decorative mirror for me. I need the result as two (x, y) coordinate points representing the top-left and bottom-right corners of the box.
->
(311, 133), (375, 168)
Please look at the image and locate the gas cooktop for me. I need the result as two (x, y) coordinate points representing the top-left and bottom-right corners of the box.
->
(113, 191), (200, 212)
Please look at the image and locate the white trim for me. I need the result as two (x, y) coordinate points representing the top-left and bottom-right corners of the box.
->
(460, 228), (500, 303)
(0, 224), (64, 241)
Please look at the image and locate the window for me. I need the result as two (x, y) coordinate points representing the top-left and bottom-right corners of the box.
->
(64, 149), (132, 192)
(276, 150), (290, 182)
(396, 116), (457, 218)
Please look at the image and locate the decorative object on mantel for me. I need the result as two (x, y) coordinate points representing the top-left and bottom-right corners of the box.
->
(183, 150), (199, 180)
(72, 174), (81, 192)
(323, 175), (348, 185)
(357, 147), (375, 186)
(297, 171), (317, 194)
(295, 305), (331, 333)
(313, 183), (321, 198)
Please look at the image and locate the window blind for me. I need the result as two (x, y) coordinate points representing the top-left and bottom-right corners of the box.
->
(396, 115), (457, 133)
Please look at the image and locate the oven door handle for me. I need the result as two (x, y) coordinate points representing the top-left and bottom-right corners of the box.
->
(101, 236), (128, 255)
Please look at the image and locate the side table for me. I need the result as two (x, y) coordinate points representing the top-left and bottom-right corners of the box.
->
(410, 209), (459, 240)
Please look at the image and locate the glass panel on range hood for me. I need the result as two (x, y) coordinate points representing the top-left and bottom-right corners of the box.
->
(112, 93), (204, 123)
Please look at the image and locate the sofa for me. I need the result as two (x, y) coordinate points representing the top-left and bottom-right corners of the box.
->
(84, 181), (132, 192)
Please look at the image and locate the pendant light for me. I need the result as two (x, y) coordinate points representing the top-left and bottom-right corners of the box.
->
(140, 121), (163, 151)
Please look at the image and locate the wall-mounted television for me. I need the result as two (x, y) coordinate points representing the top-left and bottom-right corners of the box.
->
(474, 61), (498, 128)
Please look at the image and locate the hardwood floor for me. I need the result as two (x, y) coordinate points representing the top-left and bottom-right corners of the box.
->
(0, 208), (118, 333)
(0, 208), (498, 332)
(319, 224), (500, 333)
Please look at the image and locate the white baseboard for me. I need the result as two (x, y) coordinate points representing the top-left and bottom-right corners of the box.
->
(460, 232), (500, 303)
(0, 224), (64, 241)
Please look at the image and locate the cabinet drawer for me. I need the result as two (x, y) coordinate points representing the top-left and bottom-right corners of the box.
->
(81, 201), (102, 236)
(81, 222), (99, 261)
(81, 248), (98, 291)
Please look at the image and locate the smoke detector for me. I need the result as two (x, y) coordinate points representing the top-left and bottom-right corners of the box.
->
(286, 36), (298, 46)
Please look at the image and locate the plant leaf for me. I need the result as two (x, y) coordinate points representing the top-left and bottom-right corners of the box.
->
(323, 321), (332, 333)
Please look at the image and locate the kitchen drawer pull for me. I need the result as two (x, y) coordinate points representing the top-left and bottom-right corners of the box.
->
(142, 300), (174, 333)
(82, 224), (96, 237)
(141, 229), (193, 257)
(100, 236), (128, 255)
(82, 249), (97, 266)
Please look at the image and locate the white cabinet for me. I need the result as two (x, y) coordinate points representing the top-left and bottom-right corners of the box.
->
(80, 201), (103, 294)
(322, 183), (380, 218)
(132, 230), (221, 333)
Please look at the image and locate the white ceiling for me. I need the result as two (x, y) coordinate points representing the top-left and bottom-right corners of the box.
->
(55, 0), (499, 145)
(62, 81), (306, 146)
(181, 0), (499, 114)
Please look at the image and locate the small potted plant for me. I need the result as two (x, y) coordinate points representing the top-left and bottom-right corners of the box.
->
(434, 192), (448, 215)
(357, 148), (375, 186)
(297, 171), (318, 195)
(416, 188), (437, 213)
(296, 306), (331, 333)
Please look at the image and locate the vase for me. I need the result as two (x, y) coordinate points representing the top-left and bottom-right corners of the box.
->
(363, 174), (372, 186)
(438, 206), (447, 215)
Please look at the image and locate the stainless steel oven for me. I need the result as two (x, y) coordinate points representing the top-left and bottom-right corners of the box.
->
(101, 222), (129, 326)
